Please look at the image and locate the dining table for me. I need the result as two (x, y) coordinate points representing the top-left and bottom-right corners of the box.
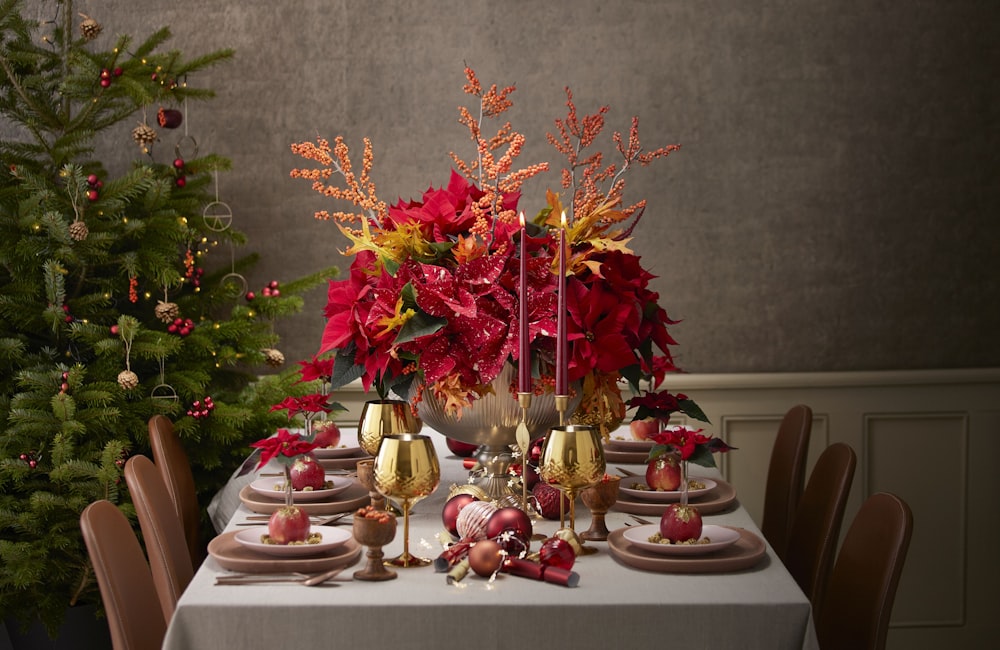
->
(165, 426), (819, 650)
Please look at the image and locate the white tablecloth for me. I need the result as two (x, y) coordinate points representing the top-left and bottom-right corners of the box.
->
(165, 428), (819, 650)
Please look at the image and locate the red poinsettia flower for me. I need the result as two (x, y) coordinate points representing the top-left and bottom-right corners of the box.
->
(270, 394), (333, 418)
(565, 277), (640, 381)
(648, 425), (735, 468)
(249, 428), (319, 469)
(627, 389), (709, 424)
(296, 355), (334, 384)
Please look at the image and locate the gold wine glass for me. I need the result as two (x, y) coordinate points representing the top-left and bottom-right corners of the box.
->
(373, 434), (440, 567)
(538, 424), (606, 535)
(357, 399), (422, 457)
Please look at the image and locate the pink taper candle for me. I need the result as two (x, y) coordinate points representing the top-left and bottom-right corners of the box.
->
(518, 212), (531, 393)
(555, 211), (568, 395)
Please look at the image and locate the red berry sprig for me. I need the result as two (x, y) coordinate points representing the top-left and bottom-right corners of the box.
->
(167, 317), (196, 337)
(18, 451), (40, 469)
(187, 396), (215, 419)
(261, 280), (280, 298)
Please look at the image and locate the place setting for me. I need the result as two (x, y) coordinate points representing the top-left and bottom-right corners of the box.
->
(311, 426), (375, 471)
(611, 466), (738, 516)
(238, 453), (371, 516)
(208, 523), (363, 575)
(606, 522), (767, 574)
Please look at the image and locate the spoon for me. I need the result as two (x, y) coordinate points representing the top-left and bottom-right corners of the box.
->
(215, 567), (346, 587)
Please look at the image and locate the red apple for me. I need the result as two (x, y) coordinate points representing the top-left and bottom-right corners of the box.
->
(659, 503), (703, 542)
(289, 455), (326, 491)
(630, 418), (660, 440)
(267, 505), (311, 544)
(312, 420), (341, 448)
(645, 454), (681, 491)
(446, 437), (479, 457)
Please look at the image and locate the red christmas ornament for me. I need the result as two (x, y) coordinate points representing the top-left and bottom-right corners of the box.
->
(175, 176), (186, 188)
(485, 507), (532, 546)
(531, 481), (570, 520)
(539, 537), (575, 571)
(109, 325), (119, 335)
(87, 174), (99, 186)
(158, 108), (183, 129)
(445, 437), (478, 457)
(113, 67), (123, 77)
(173, 158), (185, 169)
(86, 189), (99, 201)
(441, 493), (477, 538)
(245, 291), (256, 301)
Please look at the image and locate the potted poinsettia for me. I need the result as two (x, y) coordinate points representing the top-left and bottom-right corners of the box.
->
(248, 429), (321, 543)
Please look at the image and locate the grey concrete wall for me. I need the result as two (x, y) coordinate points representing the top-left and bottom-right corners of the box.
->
(16, 0), (1000, 373)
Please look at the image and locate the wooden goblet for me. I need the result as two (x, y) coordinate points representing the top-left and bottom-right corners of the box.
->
(580, 475), (621, 541)
(352, 512), (398, 581)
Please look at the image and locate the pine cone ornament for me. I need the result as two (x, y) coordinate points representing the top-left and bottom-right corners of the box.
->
(117, 370), (139, 390)
(262, 348), (285, 367)
(79, 14), (102, 40)
(68, 221), (89, 241)
(131, 124), (158, 147)
(154, 300), (180, 323)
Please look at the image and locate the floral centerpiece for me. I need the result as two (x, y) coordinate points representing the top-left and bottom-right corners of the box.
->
(289, 67), (708, 435)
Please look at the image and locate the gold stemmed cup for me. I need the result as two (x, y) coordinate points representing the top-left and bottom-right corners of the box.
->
(538, 424), (606, 535)
(373, 434), (440, 567)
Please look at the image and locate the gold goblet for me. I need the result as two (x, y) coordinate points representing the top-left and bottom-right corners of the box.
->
(373, 434), (440, 567)
(538, 424), (606, 535)
(358, 399), (422, 457)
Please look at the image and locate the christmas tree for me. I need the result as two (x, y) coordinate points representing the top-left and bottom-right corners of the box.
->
(0, 0), (334, 634)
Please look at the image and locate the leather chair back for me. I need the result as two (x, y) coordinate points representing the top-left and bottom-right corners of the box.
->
(784, 442), (856, 616)
(816, 492), (913, 650)
(148, 414), (203, 565)
(124, 454), (194, 622)
(761, 404), (813, 560)
(79, 499), (167, 650)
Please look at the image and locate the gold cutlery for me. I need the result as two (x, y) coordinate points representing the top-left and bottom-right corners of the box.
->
(629, 515), (654, 526)
(215, 567), (347, 586)
(615, 466), (641, 477)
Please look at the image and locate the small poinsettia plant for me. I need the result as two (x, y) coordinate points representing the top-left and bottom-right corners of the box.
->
(646, 425), (735, 468)
(269, 354), (347, 440)
(627, 388), (710, 428)
(249, 428), (320, 471)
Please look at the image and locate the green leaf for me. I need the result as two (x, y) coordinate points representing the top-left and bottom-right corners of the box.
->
(679, 398), (710, 423)
(394, 309), (446, 345)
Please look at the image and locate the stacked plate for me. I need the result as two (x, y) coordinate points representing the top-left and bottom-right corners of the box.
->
(209, 525), (362, 573)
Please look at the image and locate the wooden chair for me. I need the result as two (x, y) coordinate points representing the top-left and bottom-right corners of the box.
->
(79, 500), (167, 650)
(761, 404), (813, 560)
(816, 492), (913, 650)
(148, 414), (204, 566)
(783, 442), (856, 617)
(123, 454), (194, 623)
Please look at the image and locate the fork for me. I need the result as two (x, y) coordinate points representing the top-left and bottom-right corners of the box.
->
(215, 567), (348, 586)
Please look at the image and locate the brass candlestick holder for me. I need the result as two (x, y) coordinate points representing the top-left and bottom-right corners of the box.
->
(516, 392), (532, 513)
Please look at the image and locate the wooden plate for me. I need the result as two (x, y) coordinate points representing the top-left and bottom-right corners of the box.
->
(208, 530), (362, 573)
(317, 450), (373, 471)
(611, 478), (737, 515)
(239, 482), (369, 515)
(607, 526), (766, 573)
(602, 448), (650, 464)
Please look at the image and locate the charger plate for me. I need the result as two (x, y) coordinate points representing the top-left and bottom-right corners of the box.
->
(239, 482), (369, 515)
(607, 526), (765, 573)
(611, 478), (737, 515)
(209, 530), (362, 573)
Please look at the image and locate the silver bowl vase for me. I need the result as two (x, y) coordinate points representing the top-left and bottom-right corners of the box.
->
(413, 362), (581, 499)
